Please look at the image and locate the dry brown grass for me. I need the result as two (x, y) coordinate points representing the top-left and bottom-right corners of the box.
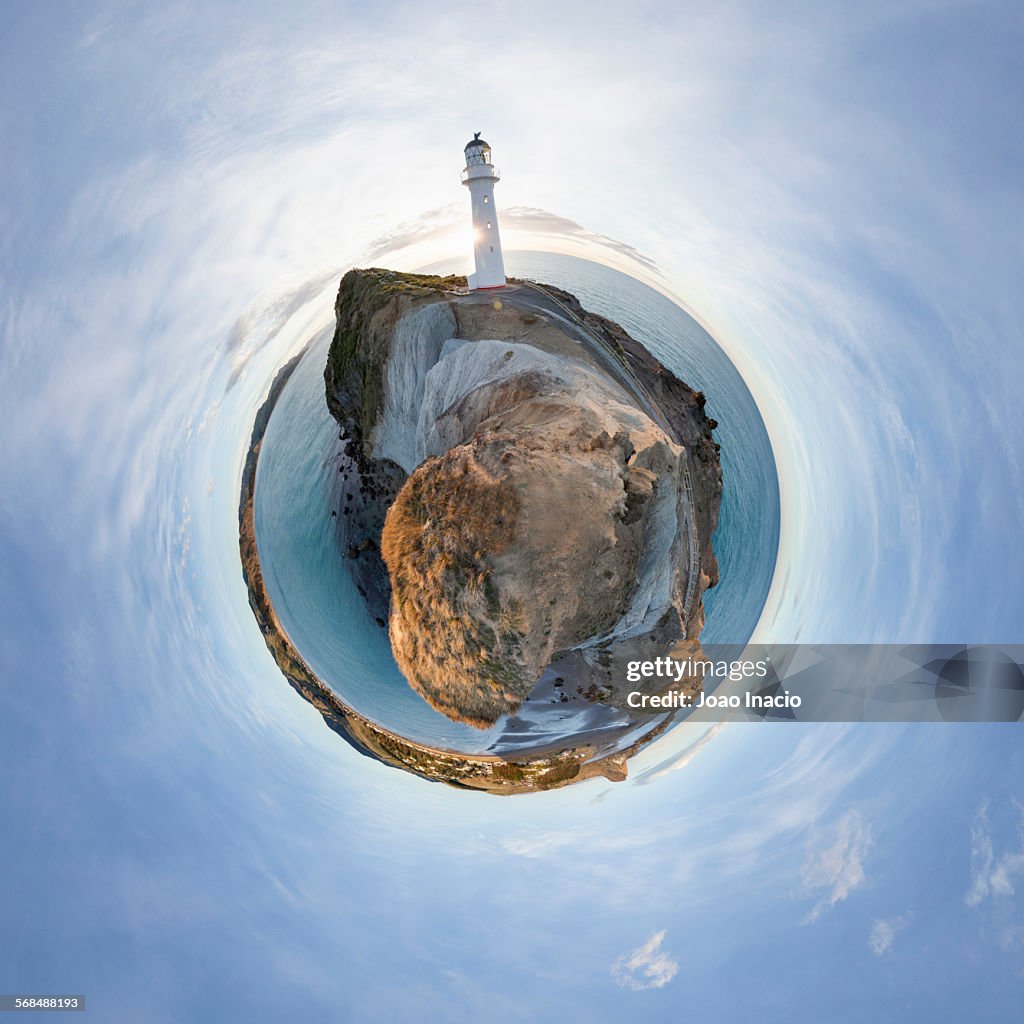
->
(382, 442), (532, 728)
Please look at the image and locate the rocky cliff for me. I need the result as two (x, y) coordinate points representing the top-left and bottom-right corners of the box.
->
(325, 269), (722, 728)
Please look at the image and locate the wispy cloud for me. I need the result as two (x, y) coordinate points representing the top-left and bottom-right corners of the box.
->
(966, 800), (1024, 909)
(352, 203), (664, 281)
(222, 272), (338, 389)
(967, 801), (996, 908)
(963, 799), (1024, 962)
(611, 930), (679, 991)
(501, 832), (580, 859)
(636, 722), (726, 783)
(499, 827), (650, 860)
(802, 809), (873, 923)
(868, 913), (911, 956)
(502, 207), (662, 276)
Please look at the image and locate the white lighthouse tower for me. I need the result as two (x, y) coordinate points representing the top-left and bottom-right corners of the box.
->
(462, 132), (506, 290)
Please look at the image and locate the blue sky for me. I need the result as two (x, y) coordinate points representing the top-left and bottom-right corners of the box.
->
(1, 1), (1023, 1020)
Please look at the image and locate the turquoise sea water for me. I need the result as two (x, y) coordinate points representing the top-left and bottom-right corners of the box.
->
(254, 253), (780, 750)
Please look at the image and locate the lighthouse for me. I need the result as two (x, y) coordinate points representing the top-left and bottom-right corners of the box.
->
(462, 132), (506, 290)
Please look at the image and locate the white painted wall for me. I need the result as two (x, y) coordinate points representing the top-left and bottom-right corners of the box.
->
(463, 160), (506, 289)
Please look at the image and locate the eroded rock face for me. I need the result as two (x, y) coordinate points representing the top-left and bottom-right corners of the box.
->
(382, 363), (683, 726)
(325, 269), (721, 728)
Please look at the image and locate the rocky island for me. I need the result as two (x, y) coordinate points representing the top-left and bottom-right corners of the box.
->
(324, 269), (722, 729)
(241, 124), (725, 790)
(239, 267), (723, 791)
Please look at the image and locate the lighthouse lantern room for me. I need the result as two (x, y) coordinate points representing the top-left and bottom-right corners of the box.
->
(461, 132), (506, 290)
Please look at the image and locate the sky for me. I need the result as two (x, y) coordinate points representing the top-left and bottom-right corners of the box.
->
(1, 1), (1023, 1021)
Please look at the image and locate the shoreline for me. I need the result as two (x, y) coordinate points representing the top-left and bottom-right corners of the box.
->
(239, 349), (674, 794)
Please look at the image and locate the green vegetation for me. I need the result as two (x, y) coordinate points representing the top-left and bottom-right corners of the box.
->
(491, 762), (528, 782)
(490, 757), (582, 789)
(535, 760), (582, 788)
(324, 268), (466, 441)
